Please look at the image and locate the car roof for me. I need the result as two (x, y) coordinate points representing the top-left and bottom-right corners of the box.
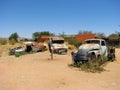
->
(50, 37), (64, 40)
(85, 38), (105, 41)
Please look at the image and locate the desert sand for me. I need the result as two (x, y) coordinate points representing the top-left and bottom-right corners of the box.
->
(0, 49), (120, 90)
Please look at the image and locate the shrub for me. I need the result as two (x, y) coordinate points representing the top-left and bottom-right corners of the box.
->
(80, 60), (105, 73)
(67, 38), (82, 48)
(0, 38), (7, 45)
(9, 32), (19, 42)
(14, 51), (26, 57)
(68, 45), (77, 50)
(15, 52), (21, 57)
(9, 39), (16, 45)
(69, 57), (109, 73)
(0, 48), (2, 57)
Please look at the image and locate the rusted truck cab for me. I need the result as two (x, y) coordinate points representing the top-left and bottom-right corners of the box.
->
(71, 39), (108, 62)
(49, 37), (68, 54)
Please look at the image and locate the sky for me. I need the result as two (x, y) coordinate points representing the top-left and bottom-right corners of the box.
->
(0, 0), (120, 38)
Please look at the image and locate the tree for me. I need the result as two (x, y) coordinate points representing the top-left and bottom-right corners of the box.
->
(9, 32), (19, 42)
(95, 32), (106, 38)
(115, 31), (120, 37)
(115, 31), (120, 45)
(108, 34), (119, 40)
(40, 31), (52, 36)
(59, 32), (66, 38)
(32, 31), (54, 41)
(108, 33), (119, 46)
(67, 38), (82, 48)
(78, 30), (92, 34)
(32, 32), (41, 41)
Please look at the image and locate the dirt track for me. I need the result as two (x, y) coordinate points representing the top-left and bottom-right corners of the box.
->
(0, 49), (120, 90)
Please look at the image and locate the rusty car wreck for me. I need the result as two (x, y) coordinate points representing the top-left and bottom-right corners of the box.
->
(71, 39), (109, 62)
(48, 37), (68, 54)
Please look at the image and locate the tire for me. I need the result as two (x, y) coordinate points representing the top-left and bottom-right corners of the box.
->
(111, 53), (115, 62)
(97, 55), (102, 61)
(91, 54), (96, 61)
(108, 53), (115, 62)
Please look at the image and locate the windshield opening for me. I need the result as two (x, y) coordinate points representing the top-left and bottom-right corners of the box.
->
(52, 40), (64, 44)
(86, 40), (100, 44)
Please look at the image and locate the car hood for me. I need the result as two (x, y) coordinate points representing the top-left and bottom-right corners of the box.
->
(77, 44), (100, 55)
(52, 44), (68, 49)
(79, 44), (100, 50)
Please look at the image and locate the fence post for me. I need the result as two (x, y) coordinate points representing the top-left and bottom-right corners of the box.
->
(51, 50), (53, 60)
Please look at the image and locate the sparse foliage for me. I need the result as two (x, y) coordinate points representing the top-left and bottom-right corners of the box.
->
(108, 34), (119, 40)
(0, 38), (7, 45)
(67, 38), (82, 48)
(115, 31), (120, 46)
(59, 32), (66, 38)
(9, 39), (16, 45)
(9, 32), (19, 42)
(78, 30), (92, 34)
(32, 31), (54, 41)
(108, 33), (119, 46)
(95, 32), (106, 38)
(40, 31), (52, 36)
(32, 32), (41, 41)
(115, 31), (120, 37)
(69, 57), (109, 73)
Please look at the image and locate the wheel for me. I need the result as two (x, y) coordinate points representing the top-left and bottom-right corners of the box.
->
(111, 53), (115, 62)
(91, 54), (96, 61)
(97, 55), (102, 61)
(108, 53), (115, 62)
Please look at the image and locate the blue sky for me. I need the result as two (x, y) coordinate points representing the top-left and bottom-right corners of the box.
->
(0, 0), (120, 38)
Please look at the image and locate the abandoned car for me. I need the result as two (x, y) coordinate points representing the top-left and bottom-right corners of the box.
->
(9, 42), (47, 55)
(48, 37), (68, 54)
(71, 39), (108, 62)
(9, 46), (25, 55)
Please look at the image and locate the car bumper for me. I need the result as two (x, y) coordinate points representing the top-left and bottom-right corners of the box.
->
(54, 48), (68, 53)
(72, 53), (91, 61)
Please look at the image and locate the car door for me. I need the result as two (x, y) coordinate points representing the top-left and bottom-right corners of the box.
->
(101, 40), (108, 56)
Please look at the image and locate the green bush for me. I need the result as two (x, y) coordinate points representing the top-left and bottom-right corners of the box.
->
(69, 57), (109, 73)
(14, 51), (26, 57)
(67, 38), (82, 48)
(9, 32), (19, 42)
(15, 52), (21, 57)
(80, 60), (105, 73)
(0, 38), (7, 45)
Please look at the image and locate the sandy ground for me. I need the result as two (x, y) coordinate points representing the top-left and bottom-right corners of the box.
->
(0, 49), (120, 90)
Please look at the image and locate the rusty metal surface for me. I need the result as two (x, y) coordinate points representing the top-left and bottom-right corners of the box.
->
(79, 44), (100, 51)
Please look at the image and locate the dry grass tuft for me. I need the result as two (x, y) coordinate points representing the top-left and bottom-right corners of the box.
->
(0, 43), (22, 57)
(68, 45), (77, 50)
